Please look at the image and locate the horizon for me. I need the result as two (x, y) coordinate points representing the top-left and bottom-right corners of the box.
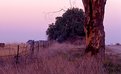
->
(0, 0), (121, 44)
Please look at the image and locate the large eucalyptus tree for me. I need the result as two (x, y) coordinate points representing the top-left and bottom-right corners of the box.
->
(81, 0), (107, 74)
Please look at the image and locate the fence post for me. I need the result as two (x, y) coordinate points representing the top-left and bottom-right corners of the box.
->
(30, 41), (34, 60)
(36, 42), (39, 57)
(15, 45), (19, 64)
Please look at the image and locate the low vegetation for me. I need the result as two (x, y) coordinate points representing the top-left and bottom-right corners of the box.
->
(104, 48), (121, 74)
(0, 43), (120, 74)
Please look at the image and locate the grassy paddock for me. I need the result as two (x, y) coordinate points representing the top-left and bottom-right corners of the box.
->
(0, 43), (28, 57)
(0, 43), (120, 74)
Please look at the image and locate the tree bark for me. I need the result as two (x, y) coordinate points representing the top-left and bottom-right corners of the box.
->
(81, 0), (107, 74)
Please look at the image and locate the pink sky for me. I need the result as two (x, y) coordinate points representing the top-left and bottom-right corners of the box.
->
(0, 0), (121, 44)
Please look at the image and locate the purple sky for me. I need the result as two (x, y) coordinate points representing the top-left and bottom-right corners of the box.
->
(0, 0), (121, 44)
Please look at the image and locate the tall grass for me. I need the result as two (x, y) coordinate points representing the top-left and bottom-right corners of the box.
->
(0, 43), (120, 74)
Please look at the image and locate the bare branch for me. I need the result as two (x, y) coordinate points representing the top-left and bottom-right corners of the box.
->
(47, 9), (66, 13)
(69, 0), (72, 8)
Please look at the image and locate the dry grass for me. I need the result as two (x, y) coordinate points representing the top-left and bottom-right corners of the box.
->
(0, 43), (86, 74)
(0, 43), (28, 57)
(104, 53), (121, 74)
(0, 43), (120, 74)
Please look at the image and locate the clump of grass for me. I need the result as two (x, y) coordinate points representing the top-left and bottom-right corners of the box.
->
(104, 54), (121, 74)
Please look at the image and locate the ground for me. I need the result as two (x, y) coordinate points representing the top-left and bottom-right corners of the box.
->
(0, 42), (120, 74)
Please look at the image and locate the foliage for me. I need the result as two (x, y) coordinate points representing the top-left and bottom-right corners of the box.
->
(46, 8), (85, 42)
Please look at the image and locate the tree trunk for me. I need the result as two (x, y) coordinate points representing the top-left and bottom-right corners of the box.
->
(81, 0), (107, 74)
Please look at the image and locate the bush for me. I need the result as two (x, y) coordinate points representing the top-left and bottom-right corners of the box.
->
(46, 8), (85, 42)
(116, 43), (121, 46)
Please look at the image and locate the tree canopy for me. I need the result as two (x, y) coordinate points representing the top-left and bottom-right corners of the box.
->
(46, 8), (85, 42)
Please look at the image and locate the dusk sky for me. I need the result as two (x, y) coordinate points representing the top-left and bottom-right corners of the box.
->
(0, 0), (121, 44)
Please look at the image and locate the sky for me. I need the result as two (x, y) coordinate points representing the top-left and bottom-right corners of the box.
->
(0, 0), (121, 44)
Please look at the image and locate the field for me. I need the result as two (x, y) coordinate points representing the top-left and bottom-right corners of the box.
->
(0, 43), (28, 57)
(0, 42), (121, 74)
(105, 45), (121, 74)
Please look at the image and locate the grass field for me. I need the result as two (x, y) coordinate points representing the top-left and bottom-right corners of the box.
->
(0, 43), (28, 57)
(0, 42), (120, 74)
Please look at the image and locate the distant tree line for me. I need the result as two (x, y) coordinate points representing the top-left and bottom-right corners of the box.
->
(46, 8), (85, 42)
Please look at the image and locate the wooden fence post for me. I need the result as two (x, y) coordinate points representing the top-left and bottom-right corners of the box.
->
(15, 45), (20, 64)
(30, 41), (35, 59)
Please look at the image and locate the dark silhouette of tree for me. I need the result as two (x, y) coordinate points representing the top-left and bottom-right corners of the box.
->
(46, 8), (85, 42)
(80, 0), (107, 74)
